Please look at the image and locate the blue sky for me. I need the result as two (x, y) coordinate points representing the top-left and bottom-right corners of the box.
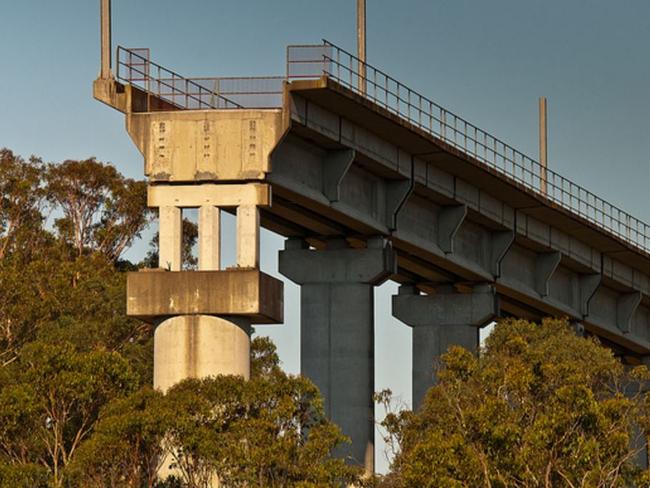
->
(2, 0), (650, 472)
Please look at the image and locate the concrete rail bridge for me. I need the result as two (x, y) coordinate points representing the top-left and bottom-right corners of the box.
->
(94, 3), (650, 474)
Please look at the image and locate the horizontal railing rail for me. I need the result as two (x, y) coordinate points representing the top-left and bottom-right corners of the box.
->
(117, 47), (243, 110)
(286, 41), (650, 256)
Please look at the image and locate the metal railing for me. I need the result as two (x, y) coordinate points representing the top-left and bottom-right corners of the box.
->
(114, 42), (650, 256)
(286, 41), (650, 256)
(190, 76), (285, 108)
(117, 47), (243, 110)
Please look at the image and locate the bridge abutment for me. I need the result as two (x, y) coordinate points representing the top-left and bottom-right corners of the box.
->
(279, 236), (396, 473)
(392, 284), (498, 409)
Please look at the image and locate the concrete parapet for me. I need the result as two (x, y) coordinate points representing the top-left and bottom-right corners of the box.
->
(126, 269), (283, 324)
(279, 237), (396, 474)
(393, 285), (498, 409)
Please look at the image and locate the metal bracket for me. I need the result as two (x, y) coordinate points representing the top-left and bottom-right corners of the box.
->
(534, 251), (561, 297)
(323, 148), (355, 202)
(437, 205), (467, 254)
(617, 291), (642, 334)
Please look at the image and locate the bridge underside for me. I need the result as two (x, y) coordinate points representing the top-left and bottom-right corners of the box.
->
(261, 78), (650, 361)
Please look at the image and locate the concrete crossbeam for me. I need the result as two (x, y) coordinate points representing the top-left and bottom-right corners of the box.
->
(126, 269), (283, 324)
(279, 237), (396, 474)
(393, 285), (498, 409)
(148, 183), (271, 208)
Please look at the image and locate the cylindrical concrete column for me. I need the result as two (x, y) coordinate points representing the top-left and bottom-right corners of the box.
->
(154, 315), (251, 392)
(279, 237), (395, 474)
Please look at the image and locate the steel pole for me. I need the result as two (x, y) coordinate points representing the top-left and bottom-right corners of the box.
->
(357, 0), (366, 95)
(100, 0), (112, 79)
(539, 97), (548, 195)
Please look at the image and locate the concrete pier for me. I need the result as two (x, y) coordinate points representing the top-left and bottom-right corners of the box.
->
(279, 237), (395, 473)
(392, 285), (498, 409)
(154, 315), (250, 392)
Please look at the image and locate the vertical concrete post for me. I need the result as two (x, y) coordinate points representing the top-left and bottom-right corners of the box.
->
(237, 204), (260, 268)
(279, 237), (395, 474)
(159, 206), (182, 271)
(393, 285), (498, 409)
(199, 205), (220, 271)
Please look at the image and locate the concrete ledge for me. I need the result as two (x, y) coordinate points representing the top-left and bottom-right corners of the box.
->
(126, 269), (283, 324)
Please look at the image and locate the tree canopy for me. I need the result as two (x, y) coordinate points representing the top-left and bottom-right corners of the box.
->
(378, 318), (650, 488)
(0, 149), (361, 487)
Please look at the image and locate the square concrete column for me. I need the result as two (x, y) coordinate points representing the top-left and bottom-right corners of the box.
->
(237, 204), (260, 268)
(393, 285), (498, 410)
(199, 205), (220, 271)
(279, 237), (396, 474)
(159, 206), (182, 271)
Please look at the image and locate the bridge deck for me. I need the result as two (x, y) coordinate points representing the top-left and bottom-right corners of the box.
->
(114, 42), (650, 358)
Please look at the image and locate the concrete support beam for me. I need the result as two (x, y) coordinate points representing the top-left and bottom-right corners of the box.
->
(393, 285), (498, 409)
(534, 251), (561, 297)
(579, 273), (602, 316)
(159, 206), (182, 271)
(438, 205), (467, 254)
(127, 269), (283, 324)
(198, 206), (220, 271)
(323, 149), (355, 202)
(237, 205), (260, 268)
(279, 237), (396, 473)
(148, 183), (271, 208)
(618, 291), (642, 334)
(386, 177), (413, 231)
(154, 315), (250, 392)
(490, 230), (515, 276)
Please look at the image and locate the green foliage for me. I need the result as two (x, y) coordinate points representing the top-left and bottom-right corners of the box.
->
(380, 318), (650, 487)
(45, 157), (151, 261)
(0, 342), (139, 487)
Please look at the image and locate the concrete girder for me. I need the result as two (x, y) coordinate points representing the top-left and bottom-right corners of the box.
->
(535, 251), (562, 297)
(392, 284), (499, 409)
(323, 148), (355, 202)
(278, 237), (397, 473)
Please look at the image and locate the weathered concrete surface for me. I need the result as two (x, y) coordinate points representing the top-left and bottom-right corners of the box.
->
(126, 109), (284, 182)
(159, 206), (182, 271)
(279, 237), (396, 474)
(154, 315), (251, 392)
(393, 285), (498, 409)
(126, 269), (283, 324)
